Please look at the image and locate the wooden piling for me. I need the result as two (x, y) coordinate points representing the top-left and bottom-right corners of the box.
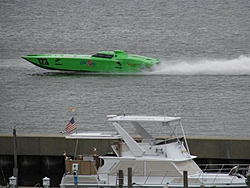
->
(118, 170), (124, 188)
(247, 171), (250, 188)
(183, 171), (188, 188)
(128, 168), (132, 188)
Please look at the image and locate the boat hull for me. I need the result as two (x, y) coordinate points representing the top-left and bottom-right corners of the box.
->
(22, 51), (160, 73)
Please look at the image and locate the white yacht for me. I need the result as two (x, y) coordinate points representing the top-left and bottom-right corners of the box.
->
(60, 115), (247, 188)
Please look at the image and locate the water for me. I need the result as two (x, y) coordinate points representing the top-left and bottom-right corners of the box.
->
(0, 0), (249, 137)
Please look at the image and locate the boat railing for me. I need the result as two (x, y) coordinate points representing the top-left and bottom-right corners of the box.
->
(131, 170), (191, 185)
(199, 164), (249, 176)
(144, 170), (173, 185)
(63, 163), (248, 186)
(109, 164), (249, 186)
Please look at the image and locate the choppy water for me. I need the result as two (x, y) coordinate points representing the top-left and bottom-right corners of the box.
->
(0, 0), (249, 137)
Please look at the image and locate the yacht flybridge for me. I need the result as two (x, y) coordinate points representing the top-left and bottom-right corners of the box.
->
(60, 115), (247, 188)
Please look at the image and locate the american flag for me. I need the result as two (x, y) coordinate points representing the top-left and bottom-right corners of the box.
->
(65, 117), (76, 133)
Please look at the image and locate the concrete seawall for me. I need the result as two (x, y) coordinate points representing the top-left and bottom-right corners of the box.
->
(0, 134), (249, 159)
(0, 134), (249, 186)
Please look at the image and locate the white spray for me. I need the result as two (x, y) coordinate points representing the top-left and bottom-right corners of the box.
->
(149, 55), (250, 75)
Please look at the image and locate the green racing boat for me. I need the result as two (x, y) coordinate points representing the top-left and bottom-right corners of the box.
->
(22, 49), (160, 73)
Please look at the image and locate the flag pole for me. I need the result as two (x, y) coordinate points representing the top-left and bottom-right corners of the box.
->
(13, 125), (18, 188)
(73, 117), (78, 160)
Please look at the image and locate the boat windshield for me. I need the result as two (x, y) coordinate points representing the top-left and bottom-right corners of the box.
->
(92, 53), (114, 59)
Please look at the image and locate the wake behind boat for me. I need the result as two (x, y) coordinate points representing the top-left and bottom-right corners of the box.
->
(22, 50), (160, 73)
(60, 114), (247, 188)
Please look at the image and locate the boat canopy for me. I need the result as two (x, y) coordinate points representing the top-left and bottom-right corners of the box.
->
(91, 49), (128, 59)
(107, 115), (181, 123)
(91, 52), (114, 59)
(65, 132), (121, 139)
